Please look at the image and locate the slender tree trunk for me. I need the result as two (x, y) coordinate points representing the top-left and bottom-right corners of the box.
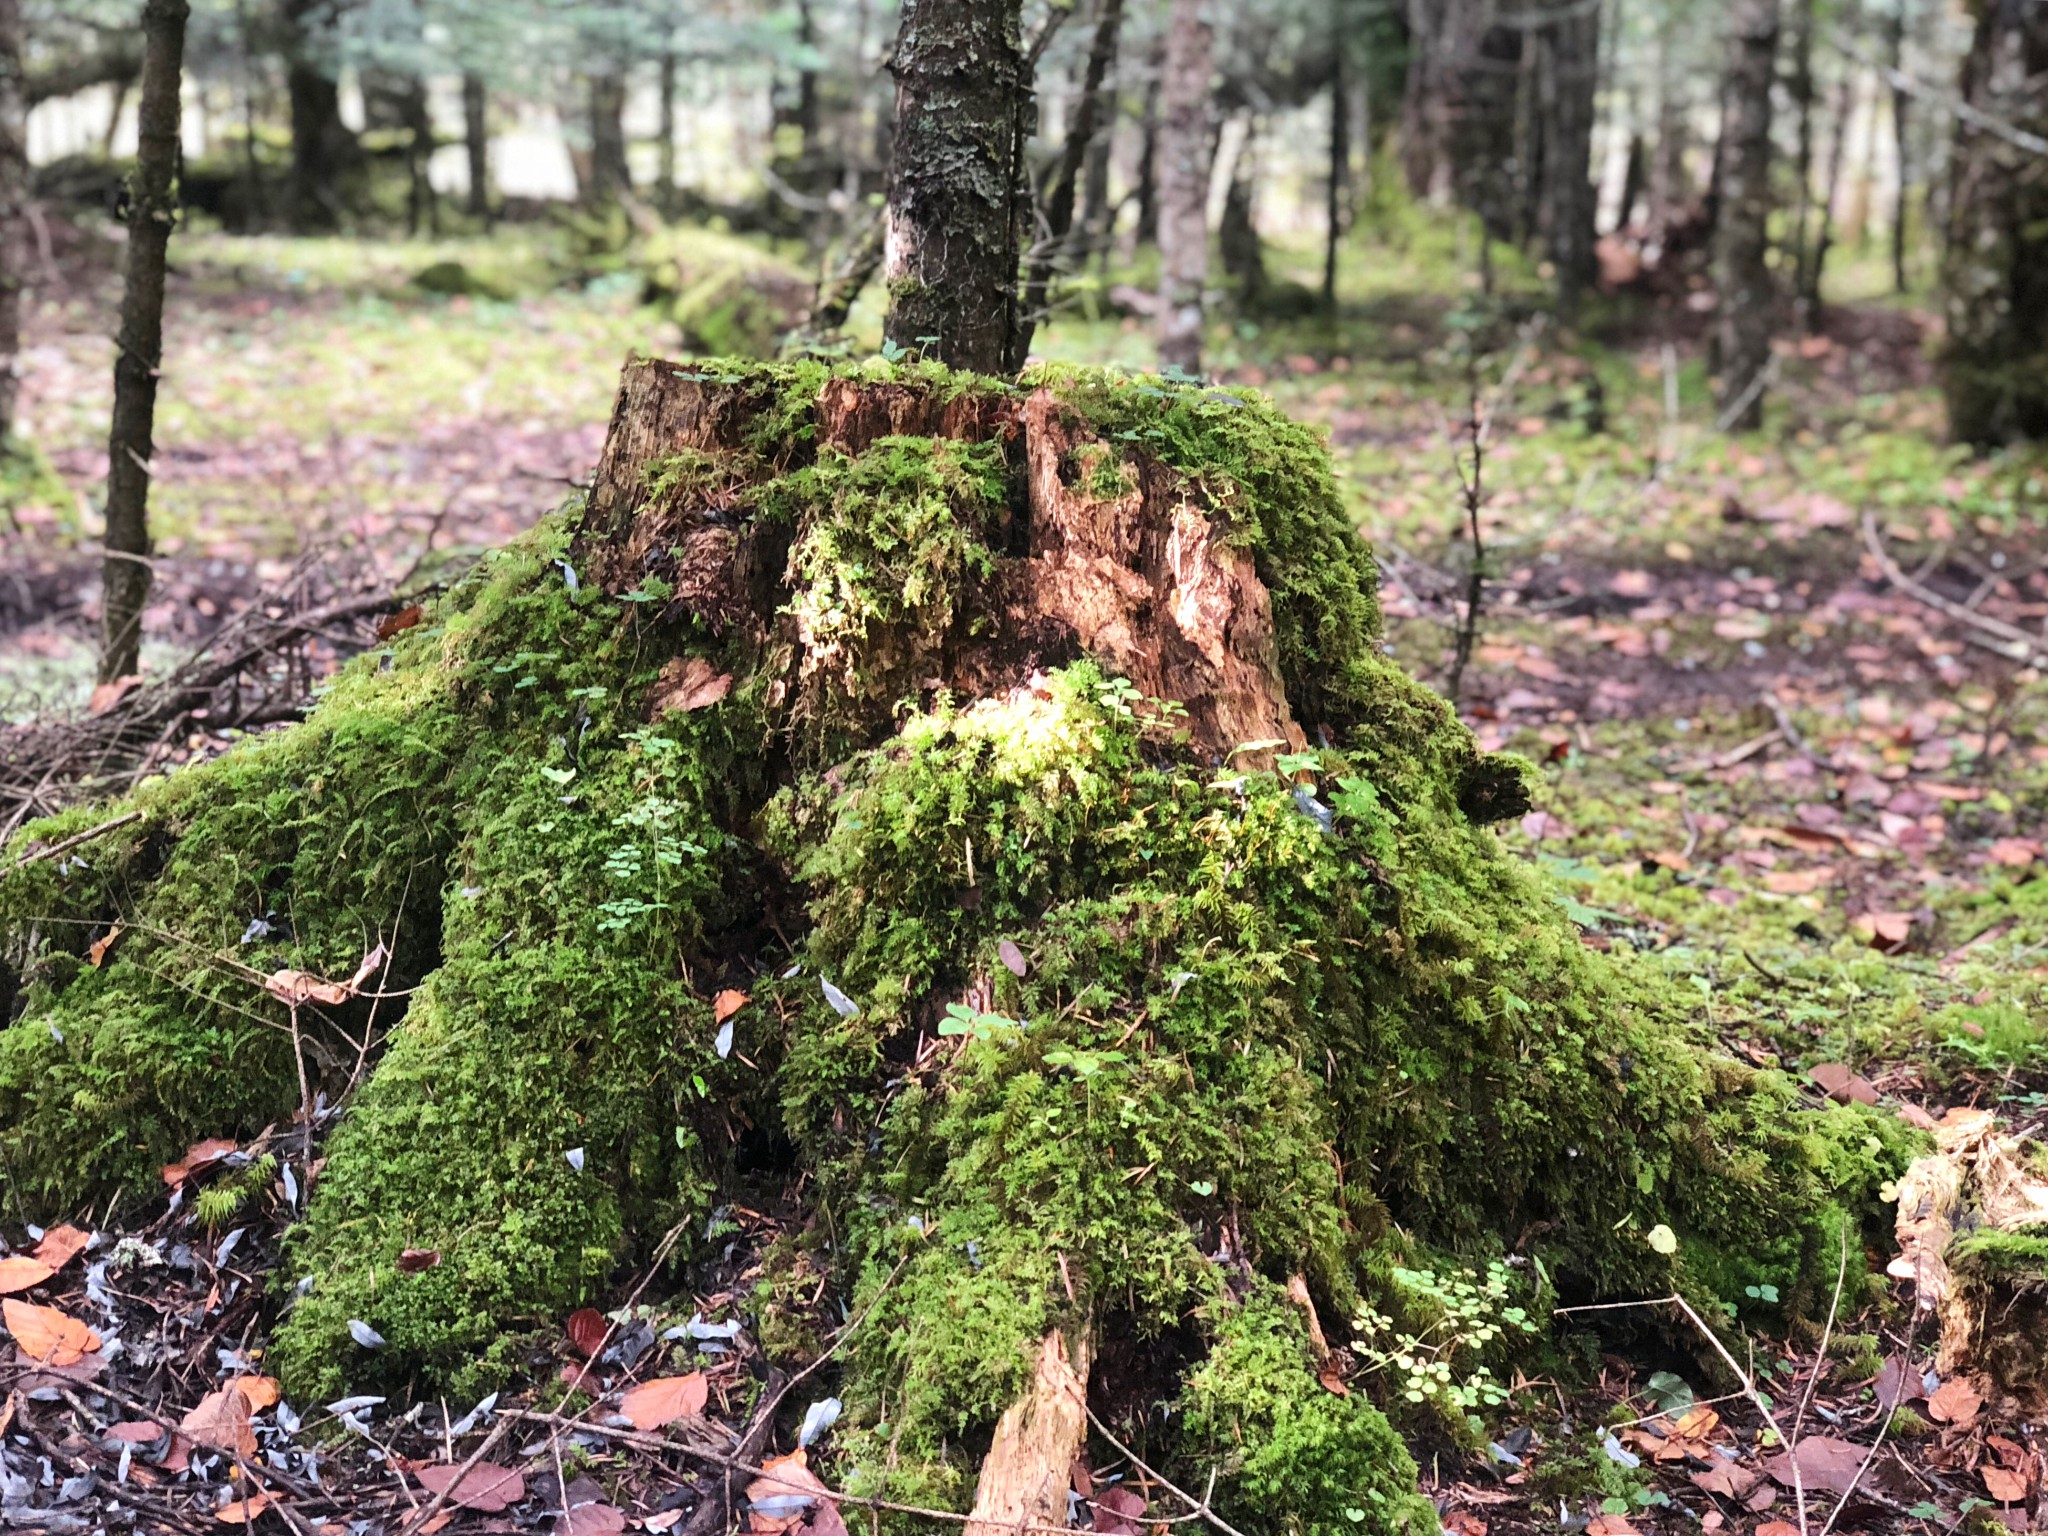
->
(103, 0), (190, 685)
(1218, 117), (1268, 307)
(1538, 0), (1600, 308)
(1133, 74), (1160, 244)
(1787, 0), (1819, 323)
(401, 78), (436, 237)
(284, 0), (358, 235)
(1646, 24), (1687, 240)
(657, 52), (677, 204)
(1016, 0), (1125, 358)
(881, 0), (1029, 373)
(1324, 20), (1349, 312)
(1889, 5), (1909, 293)
(1940, 0), (2048, 444)
(1712, 0), (1781, 430)
(1808, 73), (1854, 319)
(587, 67), (630, 209)
(1156, 0), (1214, 374)
(462, 71), (490, 221)
(796, 0), (821, 159)
(0, 0), (24, 451)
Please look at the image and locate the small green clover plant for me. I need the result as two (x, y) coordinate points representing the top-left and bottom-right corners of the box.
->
(1351, 1261), (1538, 1415)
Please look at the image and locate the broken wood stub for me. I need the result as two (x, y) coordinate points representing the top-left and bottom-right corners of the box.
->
(575, 360), (1313, 760)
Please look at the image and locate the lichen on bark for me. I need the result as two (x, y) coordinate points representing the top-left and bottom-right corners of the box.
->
(0, 359), (1913, 1531)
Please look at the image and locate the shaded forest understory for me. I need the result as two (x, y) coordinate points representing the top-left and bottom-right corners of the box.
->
(0, 217), (2043, 1536)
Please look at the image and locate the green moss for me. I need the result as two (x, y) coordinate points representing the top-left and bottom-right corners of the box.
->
(0, 360), (1922, 1503)
(1182, 1283), (1436, 1536)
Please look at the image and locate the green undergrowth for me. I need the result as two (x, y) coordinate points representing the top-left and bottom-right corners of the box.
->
(0, 359), (1922, 1528)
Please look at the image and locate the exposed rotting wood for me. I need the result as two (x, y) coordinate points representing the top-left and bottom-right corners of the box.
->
(574, 362), (1308, 760)
(964, 1328), (1092, 1536)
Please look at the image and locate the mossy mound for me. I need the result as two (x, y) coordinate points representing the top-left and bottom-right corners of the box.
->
(0, 359), (1913, 1534)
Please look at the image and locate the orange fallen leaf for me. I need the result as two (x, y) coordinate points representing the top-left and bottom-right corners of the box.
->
(415, 1461), (526, 1512)
(88, 673), (143, 716)
(1758, 1523), (1802, 1536)
(264, 969), (351, 1007)
(0, 1257), (56, 1296)
(746, 1450), (832, 1535)
(3, 1298), (101, 1365)
(375, 604), (424, 640)
(618, 1372), (709, 1430)
(1853, 911), (1914, 951)
(1928, 1378), (1982, 1426)
(1984, 1466), (2028, 1504)
(163, 1137), (239, 1187)
(230, 1375), (281, 1411)
(32, 1224), (91, 1272)
(648, 656), (733, 718)
(1808, 1062), (1881, 1106)
(89, 924), (126, 968)
(1760, 867), (1833, 895)
(181, 1385), (258, 1456)
(1316, 1365), (1350, 1396)
(714, 989), (751, 1025)
(216, 1490), (277, 1525)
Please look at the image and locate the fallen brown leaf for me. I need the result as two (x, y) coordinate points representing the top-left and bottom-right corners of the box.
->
(3, 1298), (101, 1364)
(181, 1386), (258, 1457)
(31, 1224), (91, 1271)
(88, 925), (125, 968)
(558, 1504), (629, 1536)
(1928, 1378), (1983, 1426)
(1763, 1434), (1870, 1495)
(746, 1450), (831, 1535)
(1809, 1062), (1881, 1106)
(397, 1248), (442, 1273)
(229, 1375), (281, 1411)
(1093, 1485), (1146, 1536)
(415, 1462), (527, 1513)
(215, 1490), (277, 1525)
(1985, 1467), (2029, 1504)
(566, 1307), (609, 1358)
(88, 674), (143, 716)
(0, 1257), (56, 1296)
(648, 656), (733, 718)
(713, 989), (750, 1026)
(375, 604), (424, 640)
(617, 1372), (709, 1430)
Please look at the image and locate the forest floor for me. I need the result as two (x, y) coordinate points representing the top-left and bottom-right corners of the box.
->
(0, 215), (2044, 1536)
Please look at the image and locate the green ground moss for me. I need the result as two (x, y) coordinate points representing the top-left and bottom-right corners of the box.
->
(0, 360), (1921, 1522)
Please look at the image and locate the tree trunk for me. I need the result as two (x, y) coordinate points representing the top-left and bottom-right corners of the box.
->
(1940, 0), (2048, 444)
(0, 0), (24, 450)
(1646, 25), (1688, 240)
(657, 51), (677, 205)
(462, 72), (490, 221)
(1156, 0), (1214, 375)
(1786, 0), (1818, 321)
(1218, 117), (1268, 309)
(587, 67), (631, 209)
(102, 0), (189, 685)
(283, 0), (358, 235)
(1712, 0), (1781, 431)
(1536, 0), (1600, 309)
(1324, 22), (1349, 312)
(1807, 73), (1854, 325)
(1133, 74), (1159, 245)
(1016, 0), (1125, 359)
(1889, 5), (1909, 294)
(400, 78), (436, 237)
(881, 0), (1029, 373)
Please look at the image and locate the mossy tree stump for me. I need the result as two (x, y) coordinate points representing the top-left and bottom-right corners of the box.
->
(0, 360), (1913, 1536)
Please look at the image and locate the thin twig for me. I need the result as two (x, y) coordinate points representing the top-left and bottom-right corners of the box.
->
(1084, 1404), (1252, 1536)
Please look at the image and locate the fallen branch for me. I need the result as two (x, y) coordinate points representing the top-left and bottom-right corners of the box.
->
(1863, 510), (2048, 666)
(3, 809), (143, 874)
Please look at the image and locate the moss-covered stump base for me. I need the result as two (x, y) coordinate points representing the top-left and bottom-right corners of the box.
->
(0, 359), (1914, 1535)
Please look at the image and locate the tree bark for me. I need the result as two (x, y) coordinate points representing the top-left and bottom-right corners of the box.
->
(1536, 0), (1600, 308)
(462, 72), (490, 221)
(102, 0), (189, 685)
(880, 0), (1029, 374)
(1016, 0), (1125, 359)
(1712, 0), (1781, 431)
(1786, 0), (1819, 321)
(1889, 5), (1909, 294)
(586, 67), (631, 209)
(1324, 21), (1349, 312)
(964, 1329), (1093, 1536)
(1219, 117), (1268, 308)
(1940, 0), (2048, 445)
(657, 51), (677, 205)
(1156, 0), (1214, 375)
(0, 0), (24, 451)
(1133, 73), (1159, 244)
